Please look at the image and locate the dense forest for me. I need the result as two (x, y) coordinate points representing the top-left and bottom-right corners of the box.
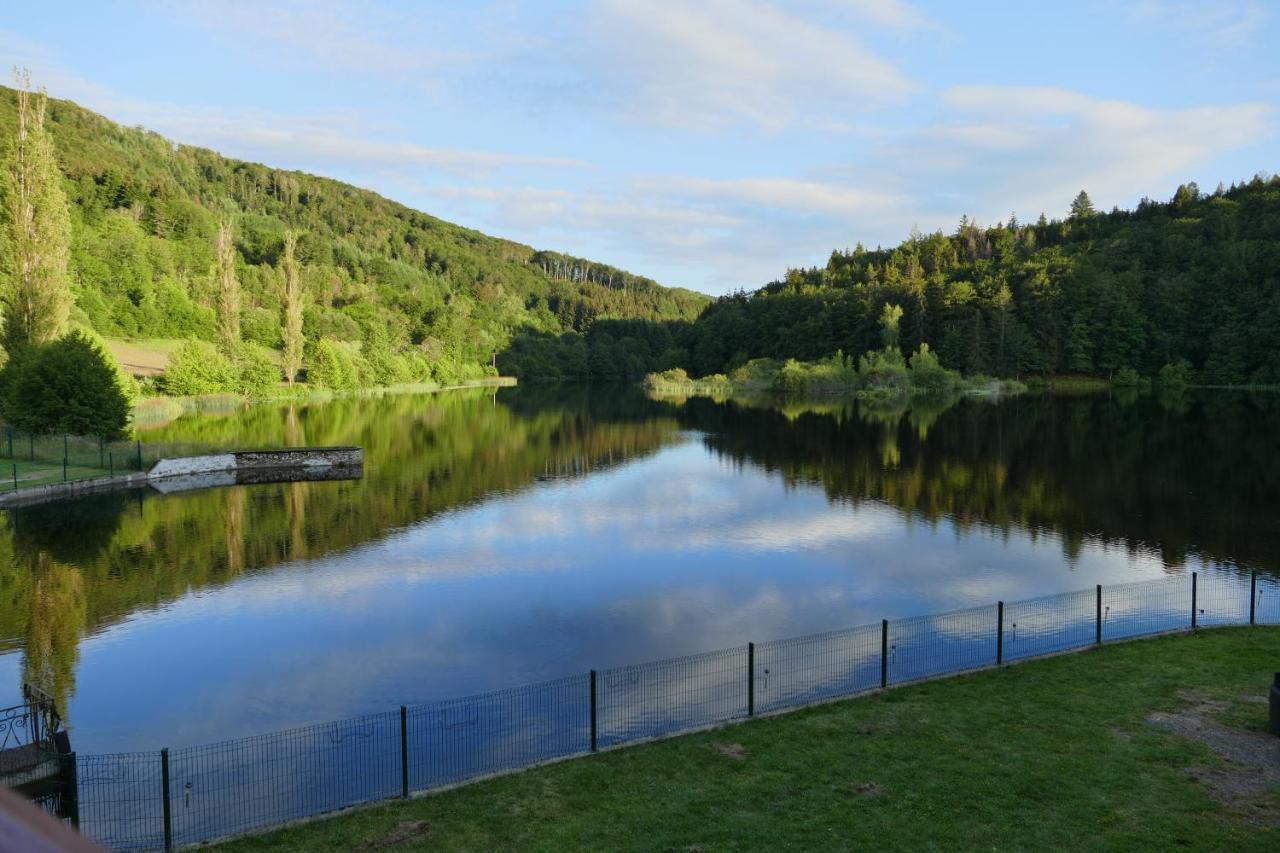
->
(0, 85), (706, 386)
(503, 179), (1280, 386)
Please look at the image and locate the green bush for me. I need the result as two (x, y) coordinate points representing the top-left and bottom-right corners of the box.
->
(232, 342), (282, 397)
(162, 340), (237, 396)
(1113, 367), (1146, 387)
(0, 331), (131, 438)
(1157, 360), (1193, 388)
(909, 343), (959, 392)
(858, 347), (908, 393)
(306, 338), (374, 390)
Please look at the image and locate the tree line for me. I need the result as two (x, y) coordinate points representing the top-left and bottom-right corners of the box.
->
(0, 77), (708, 435)
(503, 180), (1280, 386)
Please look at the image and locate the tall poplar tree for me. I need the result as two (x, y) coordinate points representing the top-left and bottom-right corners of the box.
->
(215, 217), (240, 353)
(0, 69), (72, 353)
(280, 230), (304, 383)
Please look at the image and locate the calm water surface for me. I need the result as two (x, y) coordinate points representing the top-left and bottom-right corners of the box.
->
(2, 385), (1276, 752)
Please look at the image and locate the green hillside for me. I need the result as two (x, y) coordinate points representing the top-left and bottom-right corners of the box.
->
(0, 86), (707, 385)
(678, 181), (1280, 385)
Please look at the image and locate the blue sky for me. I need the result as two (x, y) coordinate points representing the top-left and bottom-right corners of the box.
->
(4, 1), (1278, 293)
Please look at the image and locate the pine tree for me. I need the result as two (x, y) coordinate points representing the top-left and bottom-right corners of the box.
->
(215, 217), (240, 353)
(1068, 190), (1096, 221)
(280, 230), (304, 383)
(0, 70), (72, 353)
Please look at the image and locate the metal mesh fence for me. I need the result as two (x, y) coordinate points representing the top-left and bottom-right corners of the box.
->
(0, 428), (159, 492)
(67, 570), (1273, 851)
(888, 604), (998, 685)
(166, 711), (401, 847)
(406, 675), (590, 792)
(755, 623), (881, 713)
(1102, 575), (1193, 641)
(76, 751), (165, 851)
(1002, 587), (1096, 662)
(599, 646), (747, 747)
(1196, 571), (1251, 627)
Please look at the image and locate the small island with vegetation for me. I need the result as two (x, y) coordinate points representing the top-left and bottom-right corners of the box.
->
(645, 303), (1025, 401)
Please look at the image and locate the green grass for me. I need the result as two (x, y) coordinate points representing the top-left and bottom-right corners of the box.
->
(219, 627), (1280, 852)
(0, 457), (116, 490)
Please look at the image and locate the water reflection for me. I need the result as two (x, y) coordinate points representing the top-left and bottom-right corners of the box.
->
(1, 386), (1276, 752)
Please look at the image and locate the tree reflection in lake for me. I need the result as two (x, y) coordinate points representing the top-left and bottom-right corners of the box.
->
(0, 385), (1275, 751)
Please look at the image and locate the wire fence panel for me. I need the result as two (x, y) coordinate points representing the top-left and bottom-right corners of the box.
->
(1256, 573), (1280, 625)
(76, 751), (165, 852)
(755, 623), (881, 714)
(58, 571), (1280, 850)
(406, 675), (589, 792)
(1196, 572), (1251, 628)
(167, 710), (401, 846)
(1102, 576), (1192, 641)
(1002, 588), (1096, 662)
(599, 646), (747, 748)
(887, 604), (998, 685)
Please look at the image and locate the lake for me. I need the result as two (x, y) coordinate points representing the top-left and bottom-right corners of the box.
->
(1, 385), (1276, 754)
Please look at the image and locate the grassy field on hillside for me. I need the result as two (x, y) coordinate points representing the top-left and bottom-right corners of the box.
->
(219, 627), (1280, 852)
(102, 338), (185, 376)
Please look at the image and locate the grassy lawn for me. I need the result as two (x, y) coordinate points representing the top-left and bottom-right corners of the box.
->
(0, 457), (116, 490)
(218, 627), (1280, 852)
(102, 337), (187, 376)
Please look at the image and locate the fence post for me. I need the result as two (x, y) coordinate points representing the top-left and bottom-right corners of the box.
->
(1251, 571), (1258, 625)
(62, 455), (67, 481)
(160, 747), (173, 853)
(1096, 584), (1103, 645)
(109, 453), (113, 478)
(399, 705), (409, 799)
(99, 436), (105, 469)
(1191, 571), (1198, 630)
(880, 619), (889, 689)
(996, 601), (1004, 665)
(60, 752), (79, 829)
(11, 464), (16, 491)
(747, 642), (755, 717)
(589, 670), (598, 753)
(137, 440), (143, 471)
(28, 434), (33, 461)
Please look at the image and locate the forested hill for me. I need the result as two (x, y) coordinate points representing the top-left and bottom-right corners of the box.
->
(0, 86), (707, 380)
(679, 180), (1280, 384)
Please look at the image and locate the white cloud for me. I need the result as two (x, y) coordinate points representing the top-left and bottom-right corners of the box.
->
(1131, 1), (1269, 47)
(914, 85), (1272, 221)
(582, 0), (916, 131)
(147, 0), (477, 78)
(831, 0), (935, 31)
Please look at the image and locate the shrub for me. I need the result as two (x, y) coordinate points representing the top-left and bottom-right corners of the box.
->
(908, 343), (959, 393)
(0, 331), (131, 438)
(163, 340), (237, 396)
(1113, 367), (1146, 387)
(1157, 360), (1193, 388)
(858, 347), (908, 393)
(306, 338), (374, 391)
(232, 342), (282, 397)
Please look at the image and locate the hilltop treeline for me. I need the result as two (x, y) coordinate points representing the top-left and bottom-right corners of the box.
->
(0, 86), (706, 383)
(505, 179), (1280, 385)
